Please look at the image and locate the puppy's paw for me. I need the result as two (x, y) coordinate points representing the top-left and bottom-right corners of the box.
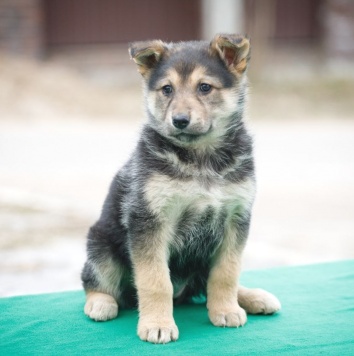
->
(209, 306), (247, 327)
(138, 318), (179, 344)
(84, 292), (118, 321)
(238, 286), (281, 315)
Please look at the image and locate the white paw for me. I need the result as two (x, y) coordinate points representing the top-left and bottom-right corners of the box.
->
(84, 292), (118, 321)
(209, 306), (247, 327)
(238, 287), (281, 315)
(138, 318), (179, 344)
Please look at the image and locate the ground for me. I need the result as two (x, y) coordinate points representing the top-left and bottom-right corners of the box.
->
(1, 54), (354, 297)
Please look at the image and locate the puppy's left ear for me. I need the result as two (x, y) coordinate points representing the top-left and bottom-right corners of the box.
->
(129, 40), (166, 77)
(210, 34), (250, 76)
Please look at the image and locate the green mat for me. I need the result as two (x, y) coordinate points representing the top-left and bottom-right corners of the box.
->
(1, 260), (354, 355)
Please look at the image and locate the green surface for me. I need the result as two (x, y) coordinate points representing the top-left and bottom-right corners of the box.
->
(1, 260), (354, 355)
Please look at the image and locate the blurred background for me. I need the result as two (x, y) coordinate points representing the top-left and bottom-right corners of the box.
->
(1, 0), (354, 297)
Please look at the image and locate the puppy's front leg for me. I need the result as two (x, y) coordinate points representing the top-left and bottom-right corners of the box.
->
(207, 226), (247, 328)
(131, 236), (178, 344)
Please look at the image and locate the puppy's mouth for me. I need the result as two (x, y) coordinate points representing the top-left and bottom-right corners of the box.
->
(174, 133), (201, 142)
(167, 121), (213, 144)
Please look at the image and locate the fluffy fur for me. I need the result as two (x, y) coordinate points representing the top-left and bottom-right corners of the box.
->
(81, 34), (281, 344)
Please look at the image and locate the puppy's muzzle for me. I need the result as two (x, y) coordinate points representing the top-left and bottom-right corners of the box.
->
(172, 114), (190, 130)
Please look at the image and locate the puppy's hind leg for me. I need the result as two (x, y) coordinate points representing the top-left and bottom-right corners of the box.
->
(238, 285), (281, 315)
(82, 256), (124, 322)
(84, 290), (118, 322)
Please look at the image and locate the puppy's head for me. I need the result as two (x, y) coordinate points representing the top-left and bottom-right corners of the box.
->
(129, 34), (250, 146)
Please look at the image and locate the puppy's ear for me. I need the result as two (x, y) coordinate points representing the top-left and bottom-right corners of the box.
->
(129, 40), (166, 76)
(210, 34), (250, 76)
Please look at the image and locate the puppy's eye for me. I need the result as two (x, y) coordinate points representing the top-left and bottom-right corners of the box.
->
(199, 83), (212, 93)
(162, 85), (173, 96)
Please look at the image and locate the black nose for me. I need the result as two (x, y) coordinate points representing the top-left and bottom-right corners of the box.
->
(172, 114), (190, 130)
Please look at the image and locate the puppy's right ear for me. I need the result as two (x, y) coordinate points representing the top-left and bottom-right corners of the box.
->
(129, 40), (166, 77)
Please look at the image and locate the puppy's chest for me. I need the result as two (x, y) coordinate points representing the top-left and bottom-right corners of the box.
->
(144, 173), (255, 231)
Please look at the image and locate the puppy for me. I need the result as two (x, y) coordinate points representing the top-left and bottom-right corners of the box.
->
(81, 34), (281, 344)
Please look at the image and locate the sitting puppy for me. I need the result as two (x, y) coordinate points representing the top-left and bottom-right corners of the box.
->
(82, 34), (281, 344)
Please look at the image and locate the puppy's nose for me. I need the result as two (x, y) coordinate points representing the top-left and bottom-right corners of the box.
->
(172, 114), (190, 130)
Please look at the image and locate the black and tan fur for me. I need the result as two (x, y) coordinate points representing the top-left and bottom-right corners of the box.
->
(81, 34), (281, 344)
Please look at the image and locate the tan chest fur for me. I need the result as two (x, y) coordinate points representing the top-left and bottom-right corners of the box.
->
(144, 173), (256, 226)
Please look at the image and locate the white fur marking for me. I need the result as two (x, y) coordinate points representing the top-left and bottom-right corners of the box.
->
(145, 173), (255, 219)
